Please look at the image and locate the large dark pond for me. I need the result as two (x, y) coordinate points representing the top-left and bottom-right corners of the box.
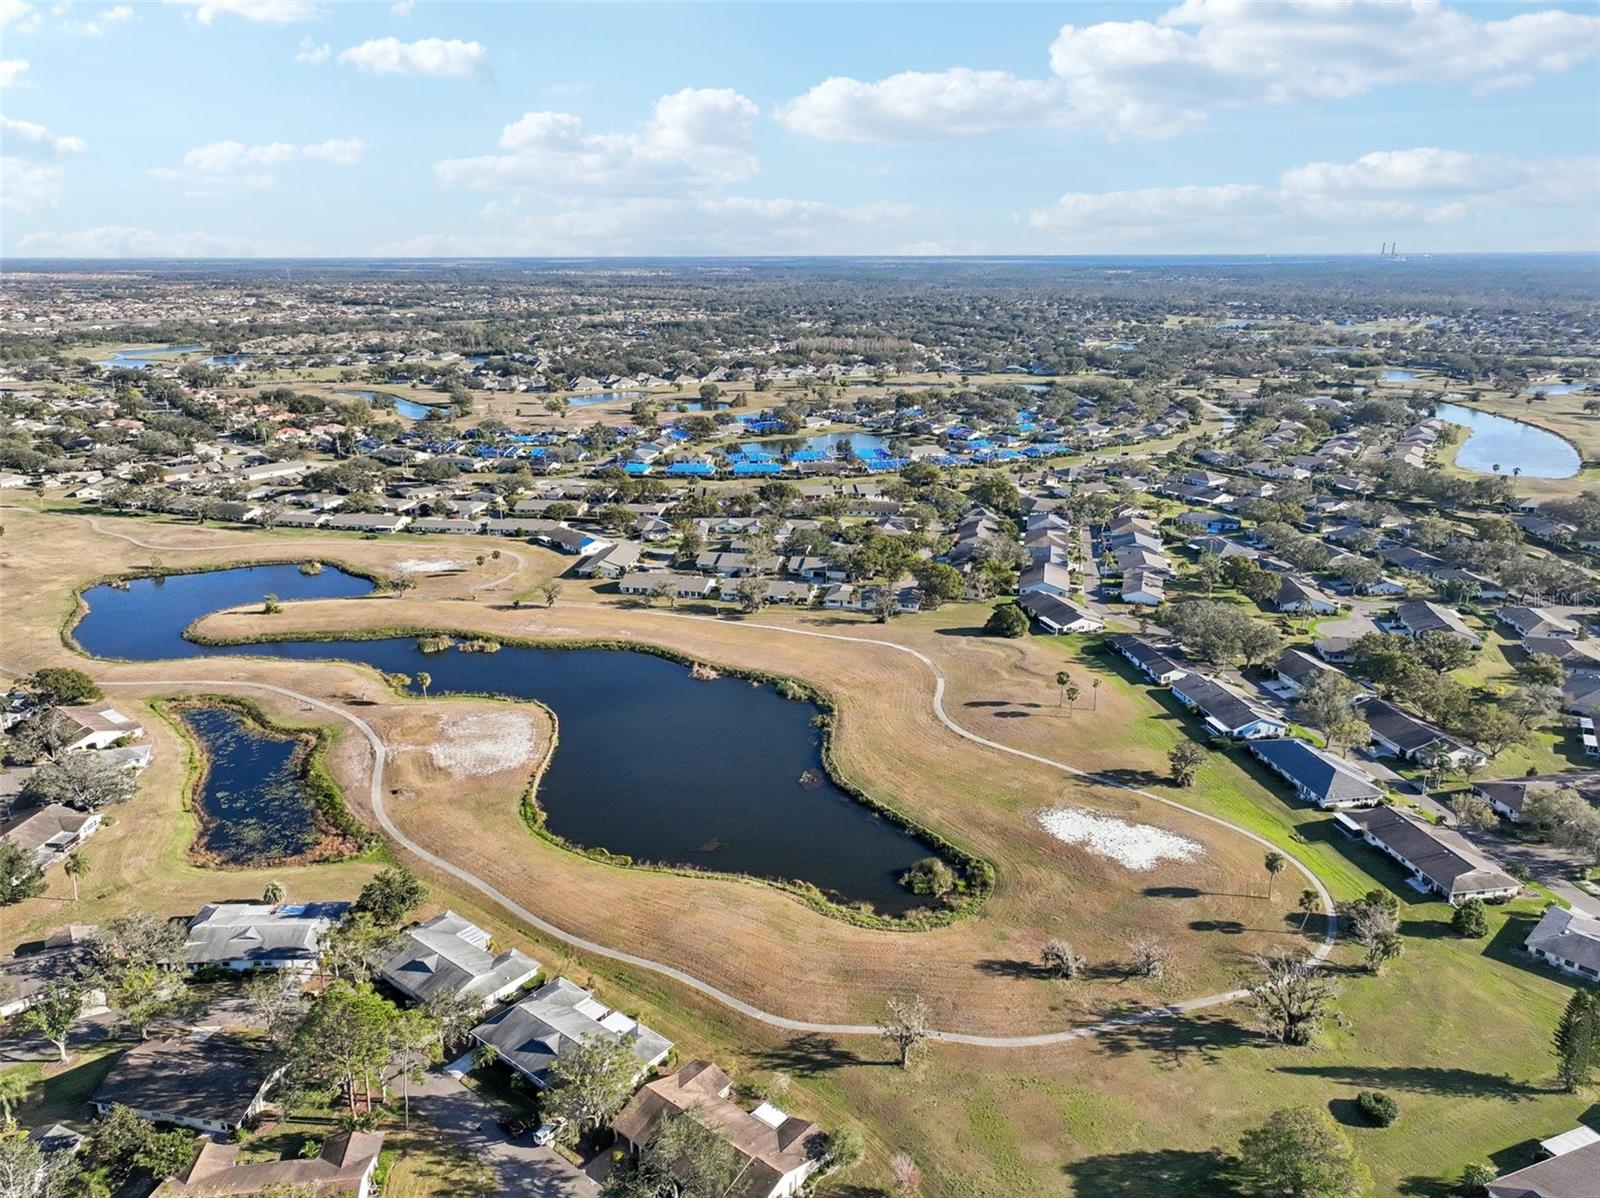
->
(178, 704), (323, 865)
(75, 565), (931, 912)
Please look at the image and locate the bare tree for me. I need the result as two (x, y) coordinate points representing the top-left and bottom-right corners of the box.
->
(541, 581), (563, 608)
(1246, 950), (1339, 1045)
(881, 994), (932, 1068)
(1128, 934), (1174, 980)
(1041, 939), (1085, 980)
(1348, 899), (1403, 974)
(890, 1152), (923, 1198)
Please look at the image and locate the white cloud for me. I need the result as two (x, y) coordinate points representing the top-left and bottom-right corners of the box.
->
(0, 1), (41, 34)
(1, 157), (65, 213)
(384, 196), (918, 257)
(780, 69), (1062, 142)
(436, 87), (759, 194)
(1027, 147), (1599, 249)
(294, 38), (330, 65)
(0, 59), (31, 88)
(337, 36), (487, 80)
(17, 225), (288, 256)
(783, 1), (1600, 142)
(2, 113), (88, 157)
(180, 137), (366, 173)
(65, 5), (135, 36)
(390, 0), (414, 12)
(165, 0), (322, 24)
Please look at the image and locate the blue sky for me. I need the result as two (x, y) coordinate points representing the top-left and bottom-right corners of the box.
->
(2, 0), (1598, 256)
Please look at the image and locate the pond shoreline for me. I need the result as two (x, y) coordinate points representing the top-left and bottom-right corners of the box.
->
(1434, 398), (1585, 479)
(159, 695), (375, 870)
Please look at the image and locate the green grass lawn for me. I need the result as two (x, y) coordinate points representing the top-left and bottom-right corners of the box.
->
(4, 1043), (124, 1126)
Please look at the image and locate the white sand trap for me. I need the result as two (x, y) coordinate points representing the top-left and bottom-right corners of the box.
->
(1036, 807), (1202, 871)
(396, 558), (465, 574)
(410, 712), (541, 776)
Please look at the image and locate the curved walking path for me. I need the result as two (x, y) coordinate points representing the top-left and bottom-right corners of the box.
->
(84, 602), (1336, 1049)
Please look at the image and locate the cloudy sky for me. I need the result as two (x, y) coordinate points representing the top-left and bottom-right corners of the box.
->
(2, 0), (1598, 257)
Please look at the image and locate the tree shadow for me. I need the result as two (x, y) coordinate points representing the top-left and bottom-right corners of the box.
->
(751, 1033), (882, 1075)
(1064, 1148), (1239, 1197)
(1091, 1011), (1258, 1066)
(1189, 920), (1247, 935)
(1092, 766), (1170, 790)
(932, 625), (993, 638)
(1327, 1096), (1366, 1127)
(1145, 886), (1202, 899)
(1276, 1064), (1549, 1099)
(975, 957), (1053, 981)
(1395, 1176), (1460, 1197)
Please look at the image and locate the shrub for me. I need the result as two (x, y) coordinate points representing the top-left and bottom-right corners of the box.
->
(984, 603), (1029, 638)
(1451, 898), (1489, 938)
(1355, 1090), (1398, 1127)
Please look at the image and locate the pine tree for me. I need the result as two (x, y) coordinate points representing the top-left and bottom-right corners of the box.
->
(1554, 989), (1600, 1092)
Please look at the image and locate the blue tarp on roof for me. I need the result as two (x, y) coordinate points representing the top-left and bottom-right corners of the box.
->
(623, 462), (653, 475)
(731, 462), (783, 477)
(665, 461), (715, 477)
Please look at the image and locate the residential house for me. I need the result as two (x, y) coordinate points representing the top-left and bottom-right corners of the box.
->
(1524, 905), (1600, 982)
(1110, 635), (1187, 685)
(613, 1060), (823, 1198)
(54, 705), (144, 752)
(1485, 1137), (1600, 1198)
(319, 512), (410, 534)
(153, 1131), (385, 1197)
(1270, 648), (1346, 699)
(1496, 606), (1578, 641)
(470, 977), (671, 1090)
(1275, 575), (1338, 615)
(1249, 738), (1383, 809)
(1473, 774), (1600, 823)
(1121, 569), (1166, 607)
(1, 804), (101, 867)
(1387, 600), (1481, 647)
(1018, 559), (1075, 601)
(1335, 805), (1519, 904)
(1169, 674), (1288, 740)
(1358, 697), (1484, 767)
(0, 931), (101, 1018)
(1019, 593), (1104, 634)
(92, 1036), (284, 1134)
(379, 910), (541, 1009)
(576, 540), (643, 579)
(183, 901), (350, 975)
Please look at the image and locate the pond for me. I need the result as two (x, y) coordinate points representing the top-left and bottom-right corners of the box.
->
(335, 389), (448, 421)
(1525, 382), (1595, 396)
(1435, 403), (1582, 479)
(100, 344), (205, 369)
(757, 431), (891, 458)
(178, 704), (326, 865)
(1380, 369), (1419, 383)
(73, 565), (936, 913)
(566, 390), (650, 408)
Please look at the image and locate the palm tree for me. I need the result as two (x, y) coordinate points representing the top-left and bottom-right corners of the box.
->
(0, 1070), (25, 1130)
(1297, 888), (1319, 931)
(1264, 851), (1287, 900)
(1055, 671), (1071, 708)
(263, 879), (287, 907)
(1091, 677), (1102, 712)
(415, 671), (431, 699)
(63, 850), (87, 902)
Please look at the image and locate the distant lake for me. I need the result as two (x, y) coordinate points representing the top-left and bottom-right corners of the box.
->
(1526, 382), (1595, 396)
(1381, 369), (1419, 383)
(101, 344), (205, 369)
(567, 390), (649, 408)
(758, 431), (891, 458)
(336, 388), (446, 421)
(1436, 402), (1581, 479)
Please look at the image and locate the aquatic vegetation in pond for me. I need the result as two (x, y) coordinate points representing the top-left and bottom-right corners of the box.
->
(174, 701), (355, 867)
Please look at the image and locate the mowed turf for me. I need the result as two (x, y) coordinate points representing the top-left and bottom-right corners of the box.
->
(2, 505), (1595, 1196)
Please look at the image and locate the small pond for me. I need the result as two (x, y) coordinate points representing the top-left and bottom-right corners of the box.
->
(1380, 369), (1419, 383)
(567, 390), (649, 408)
(756, 431), (891, 458)
(101, 344), (205, 369)
(1524, 382), (1595, 396)
(74, 565), (936, 912)
(335, 389), (448, 421)
(1435, 402), (1581, 480)
(178, 704), (325, 865)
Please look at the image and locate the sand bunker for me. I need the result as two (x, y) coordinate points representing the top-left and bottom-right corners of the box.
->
(409, 711), (542, 776)
(396, 558), (465, 574)
(1036, 807), (1202, 871)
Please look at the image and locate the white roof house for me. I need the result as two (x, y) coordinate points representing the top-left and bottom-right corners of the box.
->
(379, 911), (541, 1009)
(184, 901), (349, 974)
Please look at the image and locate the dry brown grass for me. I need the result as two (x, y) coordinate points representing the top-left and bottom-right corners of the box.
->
(0, 506), (1308, 1036)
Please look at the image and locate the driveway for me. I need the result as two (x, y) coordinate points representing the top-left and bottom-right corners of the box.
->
(410, 1070), (597, 1196)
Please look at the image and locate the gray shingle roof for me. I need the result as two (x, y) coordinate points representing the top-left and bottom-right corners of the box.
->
(471, 977), (671, 1087)
(380, 911), (540, 1007)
